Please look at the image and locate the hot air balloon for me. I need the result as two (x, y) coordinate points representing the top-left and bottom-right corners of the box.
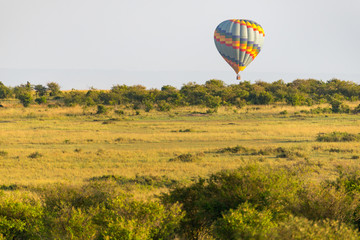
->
(214, 19), (265, 80)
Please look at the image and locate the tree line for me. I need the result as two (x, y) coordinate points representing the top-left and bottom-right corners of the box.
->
(0, 78), (360, 111)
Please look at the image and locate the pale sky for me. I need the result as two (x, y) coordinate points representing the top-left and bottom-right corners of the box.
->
(0, 0), (359, 89)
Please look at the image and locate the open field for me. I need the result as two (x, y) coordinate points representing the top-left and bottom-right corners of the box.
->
(1, 103), (360, 238)
(1, 103), (359, 187)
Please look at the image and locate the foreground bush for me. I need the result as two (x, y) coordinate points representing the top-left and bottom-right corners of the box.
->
(163, 165), (360, 239)
(96, 197), (183, 240)
(0, 193), (44, 239)
(270, 216), (360, 240)
(162, 165), (302, 239)
(41, 182), (183, 239)
(0, 181), (184, 239)
(213, 202), (276, 239)
(213, 204), (360, 240)
(2, 166), (360, 239)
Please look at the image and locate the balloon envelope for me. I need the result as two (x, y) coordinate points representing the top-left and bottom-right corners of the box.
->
(214, 19), (265, 78)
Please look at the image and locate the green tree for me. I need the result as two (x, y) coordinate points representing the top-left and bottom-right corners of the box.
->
(18, 93), (33, 107)
(180, 82), (207, 105)
(0, 82), (11, 99)
(47, 82), (61, 96)
(14, 83), (33, 107)
(34, 85), (47, 97)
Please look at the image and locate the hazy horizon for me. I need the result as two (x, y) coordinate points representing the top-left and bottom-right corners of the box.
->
(0, 68), (359, 90)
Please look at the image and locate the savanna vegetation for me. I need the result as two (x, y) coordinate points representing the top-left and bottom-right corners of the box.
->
(0, 78), (360, 239)
(1, 78), (360, 111)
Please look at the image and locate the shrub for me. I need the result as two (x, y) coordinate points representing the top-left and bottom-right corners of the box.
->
(0, 151), (8, 157)
(114, 109), (125, 115)
(96, 197), (184, 240)
(213, 202), (276, 239)
(269, 215), (360, 240)
(316, 132), (360, 142)
(96, 104), (108, 114)
(0, 82), (11, 99)
(354, 104), (360, 114)
(35, 96), (47, 104)
(290, 182), (360, 228)
(178, 128), (194, 132)
(205, 95), (222, 109)
(0, 184), (18, 191)
(28, 152), (43, 159)
(169, 153), (203, 162)
(216, 145), (249, 154)
(47, 82), (61, 97)
(47, 206), (97, 239)
(144, 101), (154, 112)
(275, 147), (305, 159)
(17, 92), (33, 107)
(157, 100), (171, 112)
(162, 165), (301, 239)
(0, 194), (44, 239)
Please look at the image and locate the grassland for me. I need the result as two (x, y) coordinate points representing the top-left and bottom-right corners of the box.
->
(1, 102), (360, 238)
(0, 102), (359, 188)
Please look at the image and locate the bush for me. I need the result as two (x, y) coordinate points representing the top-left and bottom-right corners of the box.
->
(96, 197), (184, 240)
(0, 151), (8, 157)
(162, 165), (301, 239)
(157, 100), (171, 112)
(213, 205), (359, 240)
(28, 152), (43, 159)
(96, 104), (108, 114)
(114, 109), (125, 115)
(290, 182), (360, 228)
(213, 202), (276, 239)
(178, 128), (194, 132)
(354, 104), (360, 114)
(316, 132), (360, 142)
(47, 82), (61, 97)
(169, 153), (203, 162)
(17, 92), (33, 107)
(216, 145), (250, 154)
(35, 96), (47, 104)
(40, 182), (183, 239)
(0, 194), (44, 239)
(269, 215), (360, 240)
(275, 147), (305, 159)
(40, 182), (119, 238)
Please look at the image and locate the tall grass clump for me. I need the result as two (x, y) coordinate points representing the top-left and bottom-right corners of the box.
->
(169, 153), (203, 162)
(316, 132), (360, 142)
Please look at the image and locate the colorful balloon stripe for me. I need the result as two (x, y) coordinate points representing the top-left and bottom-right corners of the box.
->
(214, 19), (265, 76)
